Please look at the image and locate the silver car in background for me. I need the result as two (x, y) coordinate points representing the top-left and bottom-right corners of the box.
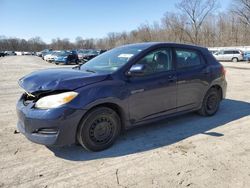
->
(213, 49), (244, 62)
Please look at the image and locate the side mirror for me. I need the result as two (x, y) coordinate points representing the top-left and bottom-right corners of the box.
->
(127, 64), (146, 77)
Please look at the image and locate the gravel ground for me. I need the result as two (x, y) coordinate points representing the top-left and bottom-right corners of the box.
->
(0, 56), (250, 188)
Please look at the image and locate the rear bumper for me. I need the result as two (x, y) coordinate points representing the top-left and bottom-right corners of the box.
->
(16, 95), (86, 146)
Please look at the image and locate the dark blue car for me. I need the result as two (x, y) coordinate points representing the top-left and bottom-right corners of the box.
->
(54, 51), (79, 65)
(16, 42), (227, 151)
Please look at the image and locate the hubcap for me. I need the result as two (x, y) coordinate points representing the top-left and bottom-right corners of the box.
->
(89, 117), (114, 144)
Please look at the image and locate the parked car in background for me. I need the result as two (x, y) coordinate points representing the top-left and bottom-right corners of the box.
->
(82, 49), (99, 62)
(39, 49), (53, 59)
(23, 51), (32, 55)
(37, 50), (51, 57)
(81, 49), (107, 62)
(48, 51), (62, 62)
(77, 49), (90, 60)
(5, 51), (16, 56)
(213, 49), (244, 62)
(15, 51), (24, 56)
(243, 51), (250, 61)
(16, 42), (227, 151)
(42, 50), (53, 60)
(44, 51), (61, 62)
(0, 51), (5, 57)
(54, 50), (79, 65)
(209, 50), (218, 55)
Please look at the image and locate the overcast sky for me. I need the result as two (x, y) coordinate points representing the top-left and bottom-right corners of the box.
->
(0, 0), (231, 43)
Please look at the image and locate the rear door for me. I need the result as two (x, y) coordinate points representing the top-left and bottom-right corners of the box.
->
(174, 48), (210, 112)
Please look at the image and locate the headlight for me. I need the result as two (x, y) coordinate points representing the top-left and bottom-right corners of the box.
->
(35, 91), (78, 109)
(63, 56), (68, 59)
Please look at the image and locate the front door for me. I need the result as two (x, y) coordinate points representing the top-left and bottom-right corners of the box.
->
(127, 48), (177, 123)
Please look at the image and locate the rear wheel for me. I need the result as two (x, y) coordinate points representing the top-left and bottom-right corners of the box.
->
(77, 107), (121, 151)
(198, 88), (220, 116)
(232, 57), (238, 62)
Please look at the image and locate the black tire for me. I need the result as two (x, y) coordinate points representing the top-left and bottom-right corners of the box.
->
(232, 57), (238, 62)
(198, 88), (220, 116)
(77, 107), (121, 151)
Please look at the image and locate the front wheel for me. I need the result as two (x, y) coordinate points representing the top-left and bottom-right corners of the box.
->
(77, 107), (121, 151)
(198, 88), (220, 116)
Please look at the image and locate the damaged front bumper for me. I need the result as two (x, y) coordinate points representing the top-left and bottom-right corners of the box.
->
(16, 93), (86, 146)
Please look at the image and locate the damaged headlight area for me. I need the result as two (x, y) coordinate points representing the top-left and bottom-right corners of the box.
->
(35, 91), (78, 109)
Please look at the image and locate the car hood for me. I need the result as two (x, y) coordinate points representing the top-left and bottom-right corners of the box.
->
(19, 68), (108, 94)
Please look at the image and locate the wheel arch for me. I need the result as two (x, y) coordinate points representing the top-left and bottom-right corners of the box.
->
(76, 100), (128, 140)
(209, 84), (223, 100)
(93, 102), (127, 130)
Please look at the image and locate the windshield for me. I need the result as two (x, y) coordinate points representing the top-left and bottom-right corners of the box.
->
(52, 51), (61, 55)
(78, 49), (89, 54)
(80, 46), (145, 73)
(87, 50), (99, 55)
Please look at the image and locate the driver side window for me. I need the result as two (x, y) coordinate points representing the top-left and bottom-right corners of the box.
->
(135, 48), (173, 75)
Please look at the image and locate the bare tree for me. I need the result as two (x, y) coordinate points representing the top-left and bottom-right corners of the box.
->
(176, 0), (218, 44)
(136, 23), (152, 42)
(75, 36), (85, 49)
(162, 12), (186, 42)
(1, 0), (250, 51)
(232, 0), (250, 25)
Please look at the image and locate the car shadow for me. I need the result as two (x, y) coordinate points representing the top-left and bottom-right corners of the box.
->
(48, 99), (250, 161)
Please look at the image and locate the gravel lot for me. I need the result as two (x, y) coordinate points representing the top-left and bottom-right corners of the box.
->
(0, 56), (250, 188)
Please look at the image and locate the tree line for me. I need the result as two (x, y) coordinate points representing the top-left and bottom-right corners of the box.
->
(0, 0), (249, 52)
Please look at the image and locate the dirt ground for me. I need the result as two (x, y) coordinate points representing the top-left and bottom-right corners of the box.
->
(0, 56), (250, 188)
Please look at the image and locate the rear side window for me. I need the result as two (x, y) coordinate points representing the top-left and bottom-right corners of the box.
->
(224, 51), (232, 54)
(175, 49), (205, 69)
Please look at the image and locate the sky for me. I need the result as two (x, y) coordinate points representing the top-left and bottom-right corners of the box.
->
(0, 0), (232, 43)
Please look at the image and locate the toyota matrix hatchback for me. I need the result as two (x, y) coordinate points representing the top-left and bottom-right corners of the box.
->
(16, 42), (227, 151)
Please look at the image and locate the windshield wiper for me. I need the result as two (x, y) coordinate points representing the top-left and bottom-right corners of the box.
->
(85, 69), (96, 73)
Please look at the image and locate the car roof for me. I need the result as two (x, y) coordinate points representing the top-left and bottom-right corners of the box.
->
(119, 42), (207, 51)
(221, 49), (241, 51)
